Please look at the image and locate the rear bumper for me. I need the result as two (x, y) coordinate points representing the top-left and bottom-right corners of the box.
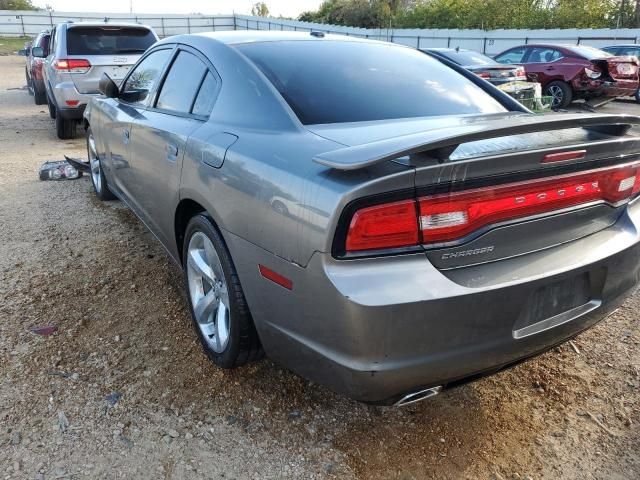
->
(227, 202), (640, 405)
(575, 78), (639, 98)
(49, 80), (98, 115)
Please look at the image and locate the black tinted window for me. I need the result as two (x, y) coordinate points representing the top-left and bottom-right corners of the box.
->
(66, 27), (156, 55)
(121, 48), (172, 106)
(236, 41), (505, 125)
(192, 72), (219, 116)
(156, 51), (206, 113)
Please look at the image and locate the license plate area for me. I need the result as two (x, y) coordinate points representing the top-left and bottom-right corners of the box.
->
(512, 272), (602, 339)
(106, 65), (131, 82)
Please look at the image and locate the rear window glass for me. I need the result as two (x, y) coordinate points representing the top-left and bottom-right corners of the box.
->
(66, 27), (156, 55)
(236, 41), (506, 125)
(566, 45), (611, 60)
(433, 49), (497, 66)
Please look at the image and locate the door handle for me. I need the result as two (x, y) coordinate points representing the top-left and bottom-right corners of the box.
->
(166, 143), (178, 158)
(122, 129), (130, 144)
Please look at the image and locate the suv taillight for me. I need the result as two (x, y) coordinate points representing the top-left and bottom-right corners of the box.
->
(343, 162), (640, 254)
(53, 59), (91, 73)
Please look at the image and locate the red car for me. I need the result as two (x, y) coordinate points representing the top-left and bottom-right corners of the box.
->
(20, 30), (50, 105)
(494, 44), (639, 108)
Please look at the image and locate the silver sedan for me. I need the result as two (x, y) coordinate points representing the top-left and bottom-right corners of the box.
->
(84, 31), (640, 405)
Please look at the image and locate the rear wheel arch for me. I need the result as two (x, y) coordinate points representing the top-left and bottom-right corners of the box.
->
(175, 199), (212, 264)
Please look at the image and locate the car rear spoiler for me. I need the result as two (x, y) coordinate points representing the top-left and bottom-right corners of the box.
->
(312, 114), (640, 171)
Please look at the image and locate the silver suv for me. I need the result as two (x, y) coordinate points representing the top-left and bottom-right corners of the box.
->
(42, 21), (158, 139)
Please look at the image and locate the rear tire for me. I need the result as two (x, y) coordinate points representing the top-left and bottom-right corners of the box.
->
(544, 81), (572, 109)
(183, 214), (263, 369)
(87, 127), (116, 201)
(56, 114), (76, 139)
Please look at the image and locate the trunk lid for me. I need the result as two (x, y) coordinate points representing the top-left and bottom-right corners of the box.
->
(593, 55), (639, 81)
(65, 25), (156, 93)
(312, 113), (640, 268)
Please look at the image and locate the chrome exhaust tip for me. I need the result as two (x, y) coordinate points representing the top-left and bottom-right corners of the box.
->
(394, 386), (442, 407)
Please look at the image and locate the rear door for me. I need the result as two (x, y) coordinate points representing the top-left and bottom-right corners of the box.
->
(126, 47), (215, 246)
(520, 46), (564, 85)
(101, 47), (173, 204)
(65, 25), (158, 93)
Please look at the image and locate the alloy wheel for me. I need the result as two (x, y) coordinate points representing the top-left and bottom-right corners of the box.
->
(186, 231), (231, 353)
(88, 131), (102, 193)
(548, 85), (564, 107)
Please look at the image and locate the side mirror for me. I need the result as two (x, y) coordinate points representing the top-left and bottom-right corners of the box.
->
(98, 72), (119, 98)
(31, 46), (45, 58)
(18, 48), (29, 56)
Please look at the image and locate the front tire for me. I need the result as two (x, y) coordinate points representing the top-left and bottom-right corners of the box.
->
(56, 114), (76, 139)
(544, 81), (573, 109)
(183, 215), (263, 369)
(87, 127), (116, 201)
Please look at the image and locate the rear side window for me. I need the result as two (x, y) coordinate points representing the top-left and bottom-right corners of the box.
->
(192, 72), (219, 116)
(236, 41), (505, 125)
(66, 27), (156, 55)
(527, 47), (563, 63)
(156, 51), (207, 114)
(495, 47), (526, 64)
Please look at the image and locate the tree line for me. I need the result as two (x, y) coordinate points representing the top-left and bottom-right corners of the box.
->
(298, 0), (640, 30)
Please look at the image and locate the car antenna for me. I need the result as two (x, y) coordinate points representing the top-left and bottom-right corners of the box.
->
(310, 31), (325, 38)
(455, 46), (459, 52)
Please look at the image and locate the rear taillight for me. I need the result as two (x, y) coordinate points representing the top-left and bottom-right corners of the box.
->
(515, 67), (526, 78)
(346, 199), (418, 252)
(53, 58), (91, 73)
(475, 72), (491, 79)
(343, 162), (640, 253)
(585, 65), (602, 79)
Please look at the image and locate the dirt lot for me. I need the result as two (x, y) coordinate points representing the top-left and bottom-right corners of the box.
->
(0, 54), (638, 480)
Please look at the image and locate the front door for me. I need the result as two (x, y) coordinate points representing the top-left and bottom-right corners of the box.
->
(126, 48), (213, 247)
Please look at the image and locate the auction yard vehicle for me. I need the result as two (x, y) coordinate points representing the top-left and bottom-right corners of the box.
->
(19, 30), (50, 105)
(85, 32), (640, 406)
(423, 47), (540, 108)
(495, 44), (639, 108)
(602, 44), (640, 103)
(42, 21), (158, 139)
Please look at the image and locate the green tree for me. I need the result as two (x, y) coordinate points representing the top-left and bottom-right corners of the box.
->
(0, 0), (38, 9)
(251, 2), (270, 17)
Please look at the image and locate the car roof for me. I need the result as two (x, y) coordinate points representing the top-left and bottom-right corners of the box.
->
(423, 47), (472, 52)
(603, 44), (640, 48)
(189, 30), (386, 46)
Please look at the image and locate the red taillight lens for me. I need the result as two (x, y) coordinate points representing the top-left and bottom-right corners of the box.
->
(343, 162), (640, 253)
(346, 199), (418, 252)
(476, 72), (491, 79)
(53, 58), (91, 73)
(418, 163), (640, 244)
(515, 67), (526, 78)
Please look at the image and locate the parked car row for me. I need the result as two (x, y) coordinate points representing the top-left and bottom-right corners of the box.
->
(422, 43), (640, 109)
(20, 21), (158, 139)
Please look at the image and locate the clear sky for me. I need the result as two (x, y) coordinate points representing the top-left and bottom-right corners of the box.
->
(35, 0), (324, 18)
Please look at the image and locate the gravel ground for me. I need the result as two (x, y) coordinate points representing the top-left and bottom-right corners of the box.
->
(0, 54), (638, 480)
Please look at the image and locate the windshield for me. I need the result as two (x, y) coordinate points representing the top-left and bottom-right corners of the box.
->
(566, 45), (611, 60)
(66, 27), (156, 55)
(434, 49), (498, 66)
(236, 41), (506, 125)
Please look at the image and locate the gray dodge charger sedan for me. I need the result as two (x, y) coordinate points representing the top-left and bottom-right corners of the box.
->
(84, 31), (640, 406)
